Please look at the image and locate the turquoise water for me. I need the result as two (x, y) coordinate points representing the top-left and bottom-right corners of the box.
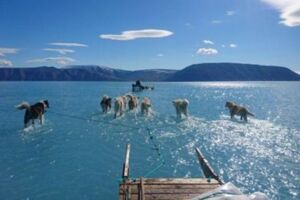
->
(0, 82), (299, 200)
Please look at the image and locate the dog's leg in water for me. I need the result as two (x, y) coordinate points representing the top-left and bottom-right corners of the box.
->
(39, 114), (42, 124)
(183, 109), (188, 118)
(40, 114), (45, 124)
(230, 110), (235, 119)
(244, 114), (248, 122)
(24, 122), (29, 128)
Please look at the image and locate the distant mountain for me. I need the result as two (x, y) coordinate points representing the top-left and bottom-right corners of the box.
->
(166, 63), (300, 81)
(0, 63), (299, 81)
(0, 65), (177, 81)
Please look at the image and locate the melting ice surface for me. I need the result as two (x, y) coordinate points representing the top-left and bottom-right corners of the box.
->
(0, 81), (299, 200)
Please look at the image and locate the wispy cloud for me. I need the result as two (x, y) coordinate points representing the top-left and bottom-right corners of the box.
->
(49, 42), (88, 47)
(0, 59), (13, 67)
(261, 0), (300, 27)
(226, 11), (235, 16)
(185, 22), (192, 27)
(211, 20), (222, 24)
(197, 48), (218, 55)
(43, 48), (75, 55)
(0, 48), (19, 56)
(99, 29), (173, 41)
(157, 53), (164, 57)
(229, 43), (238, 48)
(27, 57), (75, 65)
(203, 40), (214, 45)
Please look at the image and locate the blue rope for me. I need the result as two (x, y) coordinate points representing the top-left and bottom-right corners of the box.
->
(142, 128), (165, 177)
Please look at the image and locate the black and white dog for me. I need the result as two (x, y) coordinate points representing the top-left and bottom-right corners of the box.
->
(16, 100), (49, 128)
(100, 95), (112, 113)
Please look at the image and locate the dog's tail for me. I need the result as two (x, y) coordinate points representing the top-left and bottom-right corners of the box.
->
(247, 111), (255, 117)
(16, 102), (31, 110)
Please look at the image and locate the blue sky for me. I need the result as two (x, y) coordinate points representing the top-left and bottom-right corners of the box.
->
(0, 0), (299, 72)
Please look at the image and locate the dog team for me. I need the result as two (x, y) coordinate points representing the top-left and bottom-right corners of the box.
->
(100, 94), (152, 118)
(16, 97), (255, 128)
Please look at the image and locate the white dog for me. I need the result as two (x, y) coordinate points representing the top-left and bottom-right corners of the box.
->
(141, 97), (151, 115)
(172, 99), (189, 118)
(114, 96), (126, 118)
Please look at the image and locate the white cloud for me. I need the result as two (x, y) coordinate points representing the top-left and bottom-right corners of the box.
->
(211, 20), (222, 24)
(43, 48), (75, 55)
(261, 0), (300, 27)
(99, 29), (173, 41)
(226, 11), (235, 16)
(185, 22), (192, 27)
(27, 57), (75, 65)
(157, 53), (164, 57)
(49, 42), (88, 47)
(229, 43), (238, 48)
(0, 59), (13, 67)
(203, 40), (214, 45)
(197, 48), (218, 55)
(0, 48), (19, 56)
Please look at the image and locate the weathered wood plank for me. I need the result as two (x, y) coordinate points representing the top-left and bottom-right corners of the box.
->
(119, 178), (220, 198)
(120, 184), (218, 190)
(123, 178), (219, 185)
(138, 177), (145, 200)
(195, 148), (224, 185)
(120, 188), (216, 194)
(122, 144), (131, 179)
(120, 193), (204, 200)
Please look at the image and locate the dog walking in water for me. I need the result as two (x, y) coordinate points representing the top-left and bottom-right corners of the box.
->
(100, 95), (112, 113)
(114, 96), (126, 118)
(172, 99), (189, 119)
(126, 94), (139, 110)
(16, 100), (49, 128)
(141, 97), (151, 115)
(225, 101), (254, 122)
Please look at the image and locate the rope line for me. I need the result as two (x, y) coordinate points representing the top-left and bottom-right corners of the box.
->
(48, 110), (166, 178)
(2, 107), (168, 180)
(49, 110), (138, 131)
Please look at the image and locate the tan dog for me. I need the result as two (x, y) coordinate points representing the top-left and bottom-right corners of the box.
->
(225, 101), (254, 122)
(121, 96), (127, 110)
(141, 97), (151, 115)
(114, 96), (126, 118)
(172, 99), (189, 118)
(126, 94), (139, 110)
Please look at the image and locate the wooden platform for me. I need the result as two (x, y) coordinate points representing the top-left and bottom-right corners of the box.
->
(119, 178), (220, 200)
(118, 144), (223, 200)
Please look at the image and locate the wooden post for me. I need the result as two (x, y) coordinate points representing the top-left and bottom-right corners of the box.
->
(195, 147), (224, 185)
(122, 144), (131, 180)
(138, 177), (145, 200)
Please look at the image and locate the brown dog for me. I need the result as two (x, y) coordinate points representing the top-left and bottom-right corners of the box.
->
(225, 101), (254, 122)
(126, 94), (139, 110)
(16, 100), (49, 128)
(141, 97), (151, 115)
(172, 99), (189, 118)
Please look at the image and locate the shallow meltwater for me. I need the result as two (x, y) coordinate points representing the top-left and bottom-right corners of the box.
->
(0, 82), (299, 200)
